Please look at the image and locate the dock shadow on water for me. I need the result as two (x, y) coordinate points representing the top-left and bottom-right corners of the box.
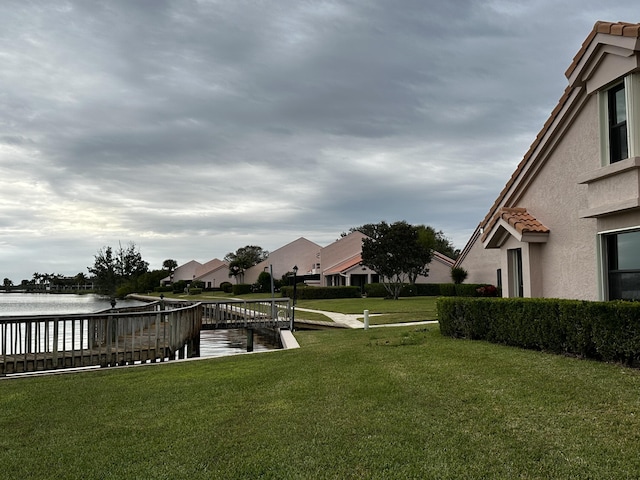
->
(200, 328), (281, 358)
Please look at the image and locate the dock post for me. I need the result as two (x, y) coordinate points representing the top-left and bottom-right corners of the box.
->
(247, 328), (254, 352)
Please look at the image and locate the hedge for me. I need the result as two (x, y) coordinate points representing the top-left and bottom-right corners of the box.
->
(364, 283), (499, 298)
(280, 286), (361, 299)
(231, 283), (252, 295)
(437, 297), (640, 367)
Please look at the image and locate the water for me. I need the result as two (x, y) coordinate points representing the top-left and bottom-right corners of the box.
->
(0, 293), (281, 361)
(0, 293), (145, 316)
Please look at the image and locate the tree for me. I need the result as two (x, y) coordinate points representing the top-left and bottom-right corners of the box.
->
(350, 223), (459, 260)
(360, 221), (433, 299)
(224, 245), (268, 281)
(256, 271), (272, 293)
(3, 278), (13, 290)
(88, 242), (149, 297)
(451, 267), (468, 284)
(162, 259), (178, 272)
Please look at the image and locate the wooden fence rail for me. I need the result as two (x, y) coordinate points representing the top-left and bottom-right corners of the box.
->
(0, 298), (292, 376)
(0, 303), (202, 375)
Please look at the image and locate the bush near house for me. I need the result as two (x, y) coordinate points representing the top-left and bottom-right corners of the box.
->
(232, 283), (252, 295)
(220, 281), (233, 293)
(438, 297), (640, 367)
(280, 286), (361, 299)
(364, 283), (499, 298)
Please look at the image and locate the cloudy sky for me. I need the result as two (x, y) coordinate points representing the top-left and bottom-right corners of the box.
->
(1, 1), (638, 282)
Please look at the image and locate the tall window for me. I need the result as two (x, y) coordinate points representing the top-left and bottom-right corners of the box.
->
(608, 82), (629, 163)
(508, 248), (523, 298)
(606, 230), (640, 300)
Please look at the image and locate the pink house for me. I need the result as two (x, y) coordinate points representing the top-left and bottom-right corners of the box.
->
(457, 21), (640, 301)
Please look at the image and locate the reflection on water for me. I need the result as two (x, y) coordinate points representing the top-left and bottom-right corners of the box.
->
(200, 329), (280, 358)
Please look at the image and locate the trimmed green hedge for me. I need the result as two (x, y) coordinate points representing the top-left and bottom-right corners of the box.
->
(280, 286), (361, 299)
(364, 283), (499, 298)
(437, 297), (640, 366)
(232, 283), (252, 295)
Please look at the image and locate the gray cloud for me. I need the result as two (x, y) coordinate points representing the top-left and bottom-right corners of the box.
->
(0, 0), (638, 281)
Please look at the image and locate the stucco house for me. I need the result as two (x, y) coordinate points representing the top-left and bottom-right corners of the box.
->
(161, 259), (202, 285)
(322, 231), (455, 290)
(456, 21), (640, 301)
(193, 258), (229, 289)
(243, 237), (322, 285)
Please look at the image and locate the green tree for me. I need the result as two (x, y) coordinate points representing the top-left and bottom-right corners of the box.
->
(88, 242), (149, 297)
(162, 259), (178, 272)
(256, 271), (272, 293)
(349, 223), (459, 260)
(361, 221), (433, 299)
(451, 266), (468, 284)
(224, 245), (268, 281)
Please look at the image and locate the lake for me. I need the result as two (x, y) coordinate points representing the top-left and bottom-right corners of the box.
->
(0, 293), (280, 361)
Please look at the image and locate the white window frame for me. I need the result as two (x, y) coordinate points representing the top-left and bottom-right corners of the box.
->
(599, 73), (640, 166)
(598, 226), (640, 300)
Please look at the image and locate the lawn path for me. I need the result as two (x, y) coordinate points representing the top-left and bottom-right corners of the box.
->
(293, 307), (438, 329)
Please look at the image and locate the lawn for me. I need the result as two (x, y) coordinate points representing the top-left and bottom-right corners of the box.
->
(147, 292), (440, 325)
(2, 326), (640, 478)
(297, 296), (439, 325)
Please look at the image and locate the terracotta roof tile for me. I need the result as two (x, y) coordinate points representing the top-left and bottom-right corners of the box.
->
(566, 21), (640, 78)
(481, 207), (549, 243)
(324, 254), (362, 275)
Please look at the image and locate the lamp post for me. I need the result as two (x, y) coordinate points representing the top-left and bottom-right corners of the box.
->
(291, 265), (298, 331)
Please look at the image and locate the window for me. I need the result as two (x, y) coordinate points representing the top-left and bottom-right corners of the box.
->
(508, 248), (523, 297)
(608, 82), (629, 163)
(605, 230), (640, 300)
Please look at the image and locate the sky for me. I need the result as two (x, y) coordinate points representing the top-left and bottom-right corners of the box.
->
(1, 1), (638, 282)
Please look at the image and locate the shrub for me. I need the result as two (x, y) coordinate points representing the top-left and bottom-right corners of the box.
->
(232, 283), (252, 295)
(280, 286), (361, 299)
(172, 280), (187, 294)
(440, 284), (456, 297)
(256, 271), (272, 293)
(220, 282), (233, 293)
(437, 297), (640, 367)
(451, 267), (468, 284)
(188, 287), (203, 295)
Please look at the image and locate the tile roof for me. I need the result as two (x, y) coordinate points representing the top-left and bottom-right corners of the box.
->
(324, 254), (362, 275)
(566, 21), (640, 78)
(482, 207), (549, 243)
(479, 21), (640, 232)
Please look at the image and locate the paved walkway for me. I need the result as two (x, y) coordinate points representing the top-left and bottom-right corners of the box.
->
(294, 307), (438, 329)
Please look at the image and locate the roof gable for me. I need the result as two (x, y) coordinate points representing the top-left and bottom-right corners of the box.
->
(472, 21), (640, 242)
(483, 208), (549, 249)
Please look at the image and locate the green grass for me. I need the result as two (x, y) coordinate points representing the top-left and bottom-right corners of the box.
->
(2, 326), (640, 478)
(298, 296), (439, 325)
(151, 292), (439, 324)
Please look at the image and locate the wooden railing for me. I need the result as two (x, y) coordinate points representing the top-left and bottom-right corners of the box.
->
(0, 302), (202, 376)
(201, 299), (292, 329)
(0, 298), (293, 376)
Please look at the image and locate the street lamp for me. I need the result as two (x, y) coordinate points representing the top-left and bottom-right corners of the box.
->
(291, 265), (298, 331)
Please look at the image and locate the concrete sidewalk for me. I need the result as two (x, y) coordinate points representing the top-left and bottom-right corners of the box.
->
(293, 307), (437, 329)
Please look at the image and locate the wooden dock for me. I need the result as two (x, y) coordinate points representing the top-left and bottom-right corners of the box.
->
(0, 298), (292, 376)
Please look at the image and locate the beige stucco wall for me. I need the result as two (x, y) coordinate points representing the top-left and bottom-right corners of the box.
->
(459, 93), (605, 300)
(417, 255), (456, 284)
(320, 232), (367, 282)
(512, 96), (600, 300)
(164, 260), (202, 284)
(196, 267), (229, 289)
